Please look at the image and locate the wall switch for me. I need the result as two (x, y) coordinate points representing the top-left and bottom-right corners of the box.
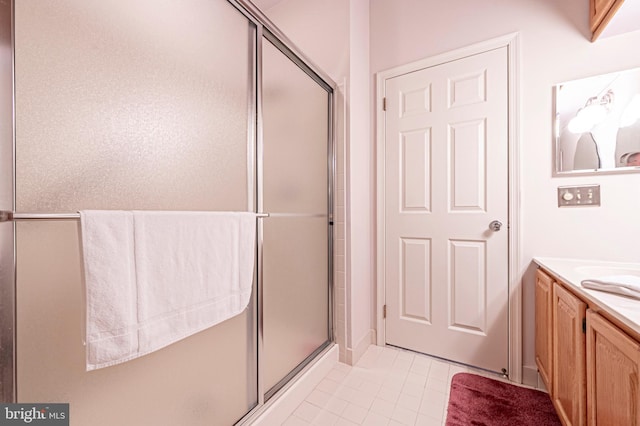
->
(558, 185), (600, 207)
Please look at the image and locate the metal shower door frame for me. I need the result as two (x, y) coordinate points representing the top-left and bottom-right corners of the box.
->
(229, 0), (337, 411)
(0, 0), (16, 404)
(0, 1), (337, 415)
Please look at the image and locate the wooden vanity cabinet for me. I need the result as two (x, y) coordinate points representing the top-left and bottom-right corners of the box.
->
(552, 282), (587, 426)
(535, 269), (554, 392)
(586, 310), (640, 426)
(536, 266), (640, 426)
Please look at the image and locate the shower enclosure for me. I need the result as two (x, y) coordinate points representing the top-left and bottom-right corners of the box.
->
(0, 1), (334, 424)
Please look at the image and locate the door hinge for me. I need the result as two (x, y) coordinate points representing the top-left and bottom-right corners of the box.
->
(382, 97), (386, 111)
(383, 304), (387, 318)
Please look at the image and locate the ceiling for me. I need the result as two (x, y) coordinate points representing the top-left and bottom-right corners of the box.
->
(600, 1), (640, 39)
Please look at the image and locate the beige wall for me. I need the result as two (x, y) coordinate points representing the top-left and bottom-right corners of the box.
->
(263, 0), (349, 80)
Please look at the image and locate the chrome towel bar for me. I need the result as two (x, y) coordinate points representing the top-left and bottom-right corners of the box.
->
(0, 211), (270, 222)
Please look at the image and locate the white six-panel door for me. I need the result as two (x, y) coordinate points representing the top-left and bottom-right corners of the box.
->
(383, 46), (509, 373)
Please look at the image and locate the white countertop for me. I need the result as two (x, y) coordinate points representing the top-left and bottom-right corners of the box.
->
(533, 257), (640, 338)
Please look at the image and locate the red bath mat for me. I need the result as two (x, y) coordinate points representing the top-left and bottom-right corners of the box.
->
(445, 372), (561, 426)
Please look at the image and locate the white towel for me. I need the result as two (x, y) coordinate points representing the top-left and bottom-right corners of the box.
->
(581, 275), (640, 300)
(79, 210), (256, 371)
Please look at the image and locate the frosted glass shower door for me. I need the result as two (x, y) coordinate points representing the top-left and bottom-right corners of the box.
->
(261, 39), (331, 397)
(14, 1), (257, 425)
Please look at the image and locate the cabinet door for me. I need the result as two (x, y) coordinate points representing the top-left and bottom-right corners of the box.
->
(586, 310), (640, 426)
(535, 269), (554, 393)
(553, 282), (587, 426)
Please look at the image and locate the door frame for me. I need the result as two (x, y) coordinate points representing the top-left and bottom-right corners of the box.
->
(375, 32), (522, 383)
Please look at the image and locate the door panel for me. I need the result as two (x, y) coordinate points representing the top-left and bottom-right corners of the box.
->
(384, 47), (508, 373)
(535, 269), (554, 393)
(14, 1), (257, 424)
(261, 39), (330, 397)
(553, 283), (586, 425)
(449, 240), (486, 334)
(262, 217), (329, 394)
(400, 237), (432, 323)
(587, 310), (640, 426)
(15, 0), (251, 213)
(450, 119), (486, 211)
(401, 129), (431, 211)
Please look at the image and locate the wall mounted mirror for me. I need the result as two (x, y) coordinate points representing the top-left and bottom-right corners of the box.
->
(554, 67), (640, 175)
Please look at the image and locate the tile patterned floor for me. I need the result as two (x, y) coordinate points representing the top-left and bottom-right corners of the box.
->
(281, 345), (503, 426)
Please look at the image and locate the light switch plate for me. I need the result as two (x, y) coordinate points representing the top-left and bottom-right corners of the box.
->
(558, 185), (600, 207)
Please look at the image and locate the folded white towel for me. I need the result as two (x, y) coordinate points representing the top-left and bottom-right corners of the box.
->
(79, 211), (137, 367)
(79, 210), (256, 371)
(581, 275), (640, 300)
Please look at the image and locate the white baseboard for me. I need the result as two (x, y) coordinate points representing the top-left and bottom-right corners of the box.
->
(537, 375), (548, 393)
(522, 365), (539, 388)
(249, 345), (338, 426)
(345, 329), (375, 366)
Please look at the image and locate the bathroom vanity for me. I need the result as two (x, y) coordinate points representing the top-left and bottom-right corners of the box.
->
(534, 257), (640, 426)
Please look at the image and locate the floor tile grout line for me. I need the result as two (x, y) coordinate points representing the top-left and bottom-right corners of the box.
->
(285, 345), (524, 426)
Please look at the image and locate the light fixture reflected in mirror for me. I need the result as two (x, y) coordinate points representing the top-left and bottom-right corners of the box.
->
(620, 151), (640, 166)
(554, 66), (640, 175)
(567, 90), (614, 134)
(620, 94), (640, 127)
